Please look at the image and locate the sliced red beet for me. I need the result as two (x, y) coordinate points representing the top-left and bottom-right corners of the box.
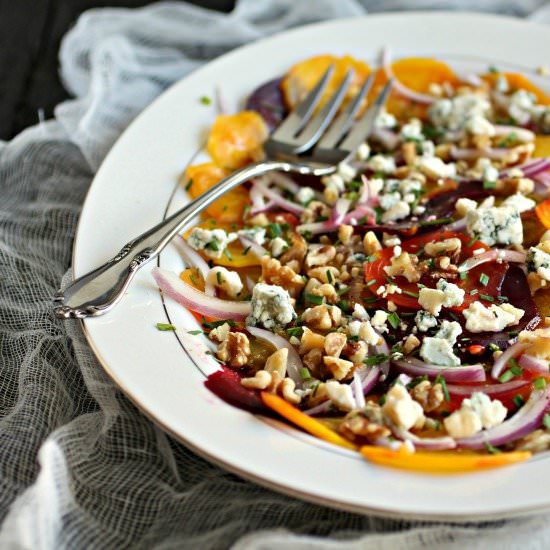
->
(245, 77), (287, 131)
(358, 180), (493, 235)
(457, 265), (541, 356)
(204, 365), (266, 413)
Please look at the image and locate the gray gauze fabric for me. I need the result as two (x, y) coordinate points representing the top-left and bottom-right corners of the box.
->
(1, 1), (550, 548)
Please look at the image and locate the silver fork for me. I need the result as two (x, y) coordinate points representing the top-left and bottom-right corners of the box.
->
(54, 68), (393, 319)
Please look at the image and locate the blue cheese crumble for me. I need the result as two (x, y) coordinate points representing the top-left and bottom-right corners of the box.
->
(188, 227), (237, 259)
(465, 204), (522, 246)
(420, 336), (460, 367)
(246, 283), (296, 329)
(415, 310), (438, 332)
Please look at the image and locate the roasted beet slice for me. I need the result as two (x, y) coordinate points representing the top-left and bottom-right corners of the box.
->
(205, 365), (265, 413)
(457, 266), (541, 356)
(245, 77), (287, 132)
(359, 180), (493, 235)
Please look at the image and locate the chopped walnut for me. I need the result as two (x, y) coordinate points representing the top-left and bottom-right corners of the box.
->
(264, 348), (288, 377)
(383, 251), (421, 283)
(363, 231), (382, 255)
(513, 429), (550, 453)
(339, 410), (391, 442)
(324, 332), (347, 357)
(323, 356), (354, 380)
(402, 141), (417, 167)
(311, 283), (338, 303)
(410, 380), (444, 412)
(305, 245), (337, 268)
(241, 370), (272, 390)
(302, 305), (333, 331)
(280, 378), (301, 405)
(403, 334), (420, 354)
(307, 266), (340, 284)
(424, 238), (462, 260)
(299, 327), (325, 355)
(279, 232), (307, 271)
(302, 347), (323, 372)
(261, 257), (305, 298)
(300, 201), (331, 224)
(217, 332), (251, 368)
(528, 271), (547, 295)
(338, 224), (354, 245)
(343, 341), (368, 363)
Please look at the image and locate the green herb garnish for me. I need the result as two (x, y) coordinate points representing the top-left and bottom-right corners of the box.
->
(534, 377), (547, 390)
(365, 353), (389, 367)
(479, 273), (490, 286)
(434, 374), (450, 402)
(156, 323), (176, 331)
(305, 293), (323, 305)
(387, 312), (400, 329)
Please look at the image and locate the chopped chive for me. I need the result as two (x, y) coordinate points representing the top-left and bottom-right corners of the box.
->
(338, 299), (350, 312)
(419, 217), (453, 228)
(513, 395), (525, 408)
(479, 293), (494, 302)
(387, 312), (400, 329)
(185, 179), (194, 191)
(407, 375), (429, 388)
(488, 343), (501, 352)
(470, 289), (479, 296)
(509, 362), (523, 376)
(378, 395), (386, 406)
(202, 319), (236, 329)
(366, 278), (377, 287)
(483, 180), (497, 190)
(286, 326), (303, 338)
(534, 377), (547, 390)
(187, 330), (203, 335)
(508, 331), (519, 338)
(479, 273), (489, 286)
(223, 247), (233, 261)
(467, 235), (480, 247)
(300, 367), (312, 381)
(363, 296), (378, 304)
(205, 240), (219, 251)
(365, 255), (377, 263)
(488, 65), (499, 74)
(434, 374), (450, 402)
(216, 271), (222, 285)
(403, 290), (419, 298)
(497, 295), (509, 302)
(336, 285), (349, 296)
(498, 370), (515, 383)
(306, 293), (323, 305)
(364, 353), (389, 367)
(459, 272), (468, 280)
(485, 442), (502, 454)
(326, 269), (334, 284)
(156, 323), (176, 331)
(243, 245), (251, 256)
(200, 95), (212, 105)
(543, 413), (550, 429)
(448, 311), (459, 322)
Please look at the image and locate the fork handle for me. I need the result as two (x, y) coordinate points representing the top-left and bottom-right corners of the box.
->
(54, 159), (334, 319)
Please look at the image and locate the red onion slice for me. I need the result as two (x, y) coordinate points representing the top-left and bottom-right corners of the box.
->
(246, 326), (303, 384)
(458, 249), (526, 273)
(447, 379), (530, 399)
(443, 218), (467, 233)
(249, 183), (274, 214)
(353, 371), (366, 409)
(381, 47), (435, 105)
(371, 128), (401, 150)
(152, 267), (251, 320)
(493, 125), (535, 143)
(457, 387), (550, 449)
(174, 236), (215, 296)
(393, 358), (486, 383)
(450, 146), (512, 161)
(491, 342), (529, 379)
(392, 426), (457, 451)
(534, 171), (550, 188)
(252, 179), (304, 215)
(518, 354), (550, 375)
(500, 157), (550, 178)
(238, 235), (267, 260)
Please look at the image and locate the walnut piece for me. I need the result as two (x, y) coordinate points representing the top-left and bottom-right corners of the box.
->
(305, 245), (337, 268)
(279, 232), (307, 271)
(383, 251), (421, 283)
(261, 257), (305, 298)
(209, 322), (231, 343)
(324, 332), (347, 357)
(217, 332), (251, 368)
(363, 231), (382, 255)
(264, 348), (288, 377)
(301, 304), (342, 331)
(323, 356), (354, 380)
(410, 380), (444, 412)
(280, 378), (301, 405)
(339, 411), (391, 442)
(241, 370), (272, 390)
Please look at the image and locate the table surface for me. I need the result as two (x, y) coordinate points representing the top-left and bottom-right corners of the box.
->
(0, 0), (234, 141)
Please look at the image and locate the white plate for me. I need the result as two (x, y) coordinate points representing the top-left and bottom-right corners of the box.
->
(75, 12), (550, 521)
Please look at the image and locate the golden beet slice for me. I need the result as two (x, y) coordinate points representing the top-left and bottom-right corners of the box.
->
(207, 111), (268, 170)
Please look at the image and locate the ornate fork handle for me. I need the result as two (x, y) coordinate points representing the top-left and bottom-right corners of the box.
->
(54, 159), (334, 319)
